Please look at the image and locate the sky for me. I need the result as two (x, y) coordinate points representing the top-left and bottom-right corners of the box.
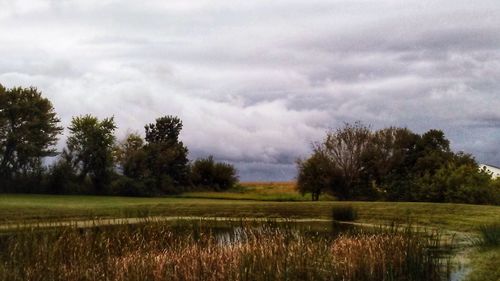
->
(1, 0), (500, 181)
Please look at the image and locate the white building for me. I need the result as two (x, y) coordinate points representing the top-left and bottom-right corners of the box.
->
(479, 164), (500, 179)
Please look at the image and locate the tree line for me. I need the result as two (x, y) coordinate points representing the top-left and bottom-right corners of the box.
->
(297, 122), (500, 204)
(0, 84), (237, 196)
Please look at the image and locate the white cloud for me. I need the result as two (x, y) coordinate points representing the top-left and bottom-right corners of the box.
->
(1, 0), (500, 180)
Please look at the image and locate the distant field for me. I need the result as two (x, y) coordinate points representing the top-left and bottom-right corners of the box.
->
(240, 181), (297, 190)
(0, 193), (499, 233)
(177, 181), (334, 201)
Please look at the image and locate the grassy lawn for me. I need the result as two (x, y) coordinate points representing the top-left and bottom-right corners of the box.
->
(0, 193), (498, 233)
(466, 248), (500, 281)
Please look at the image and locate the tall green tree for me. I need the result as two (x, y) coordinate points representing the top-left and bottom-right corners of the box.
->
(362, 127), (419, 200)
(144, 116), (189, 193)
(114, 133), (146, 179)
(0, 84), (62, 179)
(66, 115), (117, 193)
(412, 129), (453, 176)
(297, 149), (338, 201)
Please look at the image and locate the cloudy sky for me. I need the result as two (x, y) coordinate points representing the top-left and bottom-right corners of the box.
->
(1, 0), (500, 180)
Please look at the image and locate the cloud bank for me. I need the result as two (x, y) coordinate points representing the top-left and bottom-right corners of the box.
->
(1, 0), (499, 180)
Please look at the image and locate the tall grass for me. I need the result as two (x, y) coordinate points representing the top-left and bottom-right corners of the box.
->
(471, 223), (500, 248)
(0, 221), (451, 281)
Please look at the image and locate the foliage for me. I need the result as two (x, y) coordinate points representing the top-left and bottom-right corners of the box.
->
(297, 150), (337, 201)
(143, 116), (189, 193)
(66, 115), (117, 193)
(323, 122), (372, 199)
(108, 176), (148, 197)
(0, 84), (62, 182)
(114, 133), (146, 179)
(45, 157), (78, 194)
(190, 156), (238, 191)
(297, 122), (500, 204)
(413, 163), (497, 204)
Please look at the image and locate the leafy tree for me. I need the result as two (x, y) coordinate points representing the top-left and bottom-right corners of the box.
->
(0, 85), (62, 179)
(190, 156), (238, 191)
(323, 122), (372, 199)
(297, 122), (499, 204)
(45, 155), (77, 194)
(144, 116), (189, 193)
(412, 129), (453, 176)
(414, 163), (495, 204)
(363, 127), (419, 200)
(489, 178), (500, 205)
(297, 150), (338, 201)
(114, 133), (146, 179)
(363, 127), (417, 181)
(66, 115), (117, 193)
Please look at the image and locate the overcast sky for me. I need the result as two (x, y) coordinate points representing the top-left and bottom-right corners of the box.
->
(1, 0), (500, 180)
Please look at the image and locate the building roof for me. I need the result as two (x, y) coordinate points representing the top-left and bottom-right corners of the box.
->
(480, 163), (500, 170)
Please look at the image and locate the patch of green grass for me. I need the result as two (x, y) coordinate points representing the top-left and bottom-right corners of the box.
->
(466, 224), (500, 281)
(466, 248), (500, 281)
(0, 194), (499, 233)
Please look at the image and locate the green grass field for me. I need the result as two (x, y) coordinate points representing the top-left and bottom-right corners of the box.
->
(0, 193), (498, 233)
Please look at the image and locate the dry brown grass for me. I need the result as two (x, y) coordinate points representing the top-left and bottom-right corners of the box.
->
(0, 222), (450, 281)
(240, 181), (297, 194)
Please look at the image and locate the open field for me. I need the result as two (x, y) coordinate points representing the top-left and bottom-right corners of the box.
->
(177, 181), (335, 201)
(0, 194), (499, 233)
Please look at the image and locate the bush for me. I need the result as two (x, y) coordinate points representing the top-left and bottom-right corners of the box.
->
(45, 160), (76, 194)
(473, 224), (500, 248)
(332, 205), (358, 221)
(190, 156), (238, 191)
(109, 176), (148, 197)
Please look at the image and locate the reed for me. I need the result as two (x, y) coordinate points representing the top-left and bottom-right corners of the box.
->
(472, 223), (500, 248)
(0, 221), (451, 281)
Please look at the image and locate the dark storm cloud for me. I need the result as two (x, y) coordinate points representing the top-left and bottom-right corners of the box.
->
(1, 0), (500, 179)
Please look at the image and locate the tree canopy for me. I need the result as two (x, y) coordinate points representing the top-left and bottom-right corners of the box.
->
(143, 116), (190, 193)
(66, 115), (117, 193)
(0, 85), (62, 180)
(297, 122), (499, 204)
(190, 156), (238, 191)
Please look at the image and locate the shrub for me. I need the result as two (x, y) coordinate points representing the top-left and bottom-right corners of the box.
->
(45, 160), (76, 194)
(473, 224), (500, 248)
(109, 176), (148, 197)
(332, 205), (358, 221)
(190, 156), (238, 191)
